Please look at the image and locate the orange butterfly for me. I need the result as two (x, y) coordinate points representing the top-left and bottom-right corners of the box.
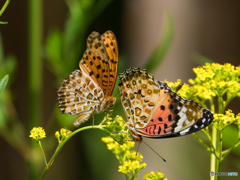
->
(58, 31), (118, 126)
(118, 68), (214, 143)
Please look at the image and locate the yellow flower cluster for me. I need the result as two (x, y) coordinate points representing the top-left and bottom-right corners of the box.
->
(190, 63), (240, 97)
(29, 127), (46, 142)
(55, 128), (72, 143)
(101, 136), (134, 155)
(102, 136), (146, 177)
(119, 160), (146, 175)
(166, 63), (240, 104)
(214, 110), (240, 130)
(106, 115), (127, 132)
(164, 79), (182, 91)
(143, 171), (168, 180)
(103, 115), (128, 145)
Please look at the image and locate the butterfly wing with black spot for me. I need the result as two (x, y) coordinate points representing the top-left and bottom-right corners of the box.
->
(119, 67), (214, 142)
(101, 31), (119, 96)
(57, 69), (104, 116)
(118, 67), (161, 130)
(79, 31), (118, 98)
(139, 86), (214, 138)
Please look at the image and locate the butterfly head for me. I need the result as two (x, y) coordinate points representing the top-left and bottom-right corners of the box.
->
(107, 96), (116, 108)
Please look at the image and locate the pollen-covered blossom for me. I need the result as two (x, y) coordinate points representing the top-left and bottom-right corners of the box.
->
(55, 128), (72, 143)
(29, 127), (46, 142)
(101, 136), (134, 155)
(106, 115), (127, 132)
(102, 136), (147, 178)
(213, 110), (239, 130)
(104, 115), (128, 144)
(190, 63), (240, 97)
(118, 160), (146, 175)
(60, 128), (72, 138)
(143, 171), (168, 180)
(165, 79), (215, 101)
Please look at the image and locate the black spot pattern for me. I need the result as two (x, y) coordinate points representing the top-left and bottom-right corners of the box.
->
(168, 114), (172, 121)
(160, 105), (165, 110)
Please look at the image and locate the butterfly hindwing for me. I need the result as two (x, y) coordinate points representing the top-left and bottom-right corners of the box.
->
(140, 91), (213, 138)
(58, 70), (104, 116)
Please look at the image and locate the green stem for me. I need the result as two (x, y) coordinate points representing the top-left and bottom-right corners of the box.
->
(28, 0), (43, 127)
(0, 0), (10, 16)
(192, 133), (211, 153)
(38, 141), (47, 167)
(28, 0), (43, 179)
(211, 96), (224, 180)
(222, 126), (240, 161)
(202, 129), (219, 159)
(40, 125), (107, 180)
(0, 0), (10, 24)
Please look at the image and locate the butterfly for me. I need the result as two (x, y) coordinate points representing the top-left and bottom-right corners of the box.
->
(118, 67), (214, 143)
(57, 31), (118, 126)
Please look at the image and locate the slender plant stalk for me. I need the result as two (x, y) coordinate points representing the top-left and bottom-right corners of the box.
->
(211, 96), (224, 180)
(28, 0), (43, 179)
(0, 0), (10, 17)
(39, 125), (107, 180)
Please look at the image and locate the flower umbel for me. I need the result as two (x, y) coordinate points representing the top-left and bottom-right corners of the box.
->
(102, 115), (128, 145)
(143, 171), (168, 180)
(102, 136), (146, 180)
(166, 63), (240, 179)
(29, 127), (46, 142)
(213, 110), (238, 131)
(55, 128), (72, 143)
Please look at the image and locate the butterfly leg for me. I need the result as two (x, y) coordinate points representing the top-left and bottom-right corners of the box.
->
(92, 112), (95, 129)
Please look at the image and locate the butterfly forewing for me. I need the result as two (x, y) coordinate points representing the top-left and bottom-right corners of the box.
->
(79, 31), (118, 98)
(101, 31), (119, 96)
(79, 32), (109, 94)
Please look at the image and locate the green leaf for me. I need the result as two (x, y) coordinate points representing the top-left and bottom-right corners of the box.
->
(0, 21), (8, 24)
(192, 53), (215, 66)
(0, 74), (9, 94)
(45, 28), (64, 76)
(144, 13), (174, 72)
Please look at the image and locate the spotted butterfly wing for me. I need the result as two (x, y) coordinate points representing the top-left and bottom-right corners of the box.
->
(79, 30), (118, 98)
(118, 67), (214, 142)
(58, 31), (118, 126)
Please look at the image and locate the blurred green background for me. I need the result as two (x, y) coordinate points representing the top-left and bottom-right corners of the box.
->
(0, 0), (240, 180)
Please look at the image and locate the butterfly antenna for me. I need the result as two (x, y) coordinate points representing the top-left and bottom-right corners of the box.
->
(175, 82), (183, 92)
(136, 142), (141, 155)
(113, 90), (120, 97)
(142, 140), (166, 162)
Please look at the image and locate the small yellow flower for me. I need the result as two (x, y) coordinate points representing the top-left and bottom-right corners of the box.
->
(190, 63), (240, 98)
(29, 127), (46, 142)
(143, 171), (168, 180)
(55, 131), (60, 138)
(118, 160), (146, 175)
(213, 109), (238, 130)
(60, 128), (72, 137)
